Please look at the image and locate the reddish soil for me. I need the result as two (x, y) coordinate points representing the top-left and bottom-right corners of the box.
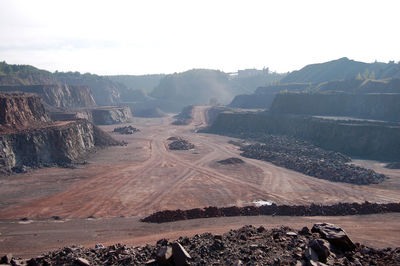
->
(0, 106), (400, 256)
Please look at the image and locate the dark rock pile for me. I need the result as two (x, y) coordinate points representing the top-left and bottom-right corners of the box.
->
(386, 162), (400, 169)
(168, 138), (195, 150)
(141, 202), (400, 223)
(113, 125), (140, 135)
(239, 135), (387, 185)
(217, 157), (245, 165)
(5, 224), (400, 265)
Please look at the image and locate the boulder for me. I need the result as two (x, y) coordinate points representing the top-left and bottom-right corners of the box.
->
(311, 223), (356, 251)
(156, 245), (172, 264)
(172, 242), (191, 266)
(308, 239), (331, 263)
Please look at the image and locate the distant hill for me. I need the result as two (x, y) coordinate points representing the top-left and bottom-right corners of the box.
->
(0, 61), (56, 85)
(105, 74), (165, 93)
(0, 62), (122, 106)
(281, 57), (389, 83)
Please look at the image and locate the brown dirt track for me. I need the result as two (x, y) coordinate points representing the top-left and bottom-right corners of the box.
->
(1, 106), (400, 256)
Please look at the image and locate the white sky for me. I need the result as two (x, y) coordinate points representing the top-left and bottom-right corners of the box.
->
(0, 0), (399, 75)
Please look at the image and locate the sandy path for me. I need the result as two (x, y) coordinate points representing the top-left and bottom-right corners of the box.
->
(0, 106), (400, 220)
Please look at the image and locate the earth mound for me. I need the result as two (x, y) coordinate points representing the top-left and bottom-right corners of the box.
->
(10, 224), (400, 265)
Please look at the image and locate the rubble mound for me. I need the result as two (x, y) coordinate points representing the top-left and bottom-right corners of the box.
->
(113, 125), (140, 135)
(217, 157), (244, 165)
(141, 202), (400, 223)
(168, 138), (195, 150)
(9, 224), (400, 265)
(240, 135), (387, 185)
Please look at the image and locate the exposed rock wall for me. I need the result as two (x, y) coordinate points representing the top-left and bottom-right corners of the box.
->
(0, 93), (51, 131)
(0, 84), (96, 109)
(271, 92), (400, 121)
(207, 112), (400, 160)
(0, 120), (92, 173)
(91, 106), (132, 125)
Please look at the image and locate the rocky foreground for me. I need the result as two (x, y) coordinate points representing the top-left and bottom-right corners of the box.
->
(3, 223), (399, 265)
(239, 135), (386, 185)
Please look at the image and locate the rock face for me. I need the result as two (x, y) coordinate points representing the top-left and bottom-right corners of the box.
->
(271, 92), (400, 121)
(0, 84), (96, 109)
(206, 111), (400, 161)
(0, 93), (51, 131)
(0, 119), (118, 174)
(19, 224), (400, 265)
(91, 106), (132, 125)
(0, 93), (121, 174)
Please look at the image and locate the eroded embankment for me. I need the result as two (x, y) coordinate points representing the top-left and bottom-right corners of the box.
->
(142, 202), (400, 223)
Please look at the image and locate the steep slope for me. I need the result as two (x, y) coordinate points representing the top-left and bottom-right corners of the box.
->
(0, 84), (96, 109)
(270, 92), (400, 121)
(0, 93), (121, 174)
(0, 93), (51, 132)
(54, 72), (120, 106)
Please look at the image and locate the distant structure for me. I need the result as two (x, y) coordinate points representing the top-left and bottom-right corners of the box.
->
(230, 67), (270, 77)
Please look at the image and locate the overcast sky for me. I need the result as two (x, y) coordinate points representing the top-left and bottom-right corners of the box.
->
(0, 0), (399, 75)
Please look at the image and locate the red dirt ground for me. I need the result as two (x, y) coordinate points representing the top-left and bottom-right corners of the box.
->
(0, 106), (400, 257)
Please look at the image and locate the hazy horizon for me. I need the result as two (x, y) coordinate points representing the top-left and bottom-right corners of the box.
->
(1, 0), (399, 75)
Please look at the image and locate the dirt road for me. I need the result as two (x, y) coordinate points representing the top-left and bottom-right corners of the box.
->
(1, 106), (400, 219)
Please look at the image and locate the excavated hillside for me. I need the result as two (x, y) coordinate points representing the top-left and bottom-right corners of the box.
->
(271, 92), (400, 121)
(0, 93), (121, 175)
(0, 84), (96, 109)
(0, 92), (51, 132)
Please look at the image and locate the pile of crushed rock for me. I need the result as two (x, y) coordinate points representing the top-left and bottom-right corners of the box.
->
(113, 126), (140, 135)
(3, 223), (399, 265)
(239, 135), (387, 185)
(168, 137), (195, 150)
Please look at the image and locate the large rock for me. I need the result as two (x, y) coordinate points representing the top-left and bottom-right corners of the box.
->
(311, 223), (356, 251)
(171, 242), (191, 266)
